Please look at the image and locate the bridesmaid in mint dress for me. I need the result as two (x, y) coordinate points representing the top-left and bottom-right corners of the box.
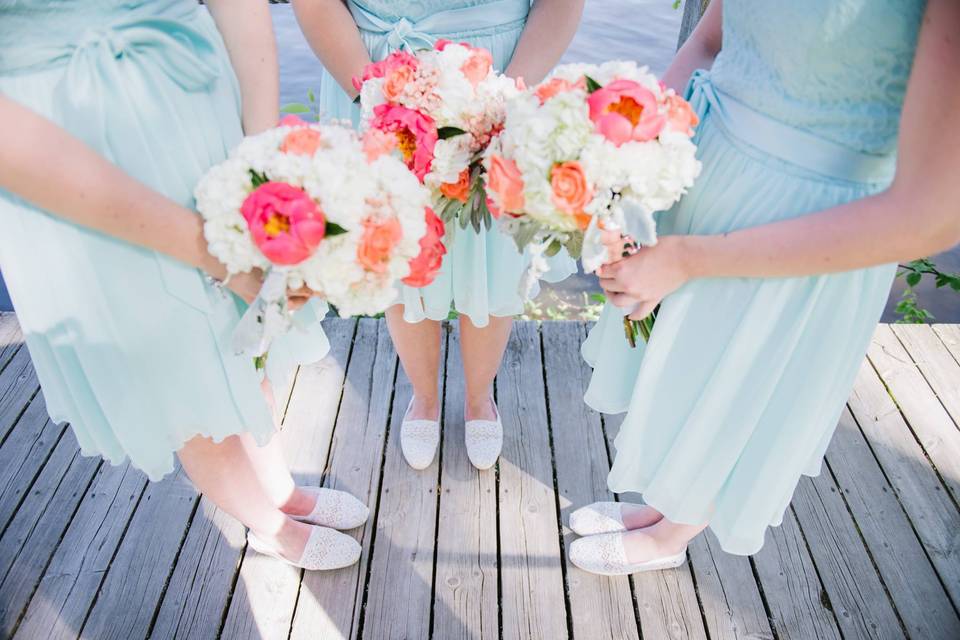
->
(293, 0), (582, 471)
(0, 0), (371, 570)
(567, 0), (960, 573)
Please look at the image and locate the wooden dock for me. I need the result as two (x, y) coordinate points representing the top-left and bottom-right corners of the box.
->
(0, 314), (958, 639)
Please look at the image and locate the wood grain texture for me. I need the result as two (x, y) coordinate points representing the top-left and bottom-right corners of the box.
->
(432, 325), (499, 640)
(222, 318), (357, 640)
(847, 358), (960, 609)
(0, 430), (99, 637)
(497, 322), (568, 640)
(824, 408), (960, 638)
(289, 319), (398, 640)
(868, 326), (960, 506)
(15, 462), (146, 640)
(360, 332), (445, 640)
(542, 321), (640, 640)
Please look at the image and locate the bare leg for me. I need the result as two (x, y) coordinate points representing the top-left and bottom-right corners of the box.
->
(620, 503), (666, 530)
(178, 434), (310, 560)
(459, 314), (513, 421)
(235, 431), (317, 516)
(620, 517), (706, 562)
(386, 304), (442, 419)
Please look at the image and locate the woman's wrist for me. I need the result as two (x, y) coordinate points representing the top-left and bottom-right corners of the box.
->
(672, 234), (714, 280)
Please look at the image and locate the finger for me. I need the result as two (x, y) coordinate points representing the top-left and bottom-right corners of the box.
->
(628, 299), (658, 321)
(606, 292), (642, 309)
(598, 276), (627, 294)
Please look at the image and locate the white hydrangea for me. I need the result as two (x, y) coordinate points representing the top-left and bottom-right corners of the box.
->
(487, 61), (701, 272)
(194, 120), (432, 318)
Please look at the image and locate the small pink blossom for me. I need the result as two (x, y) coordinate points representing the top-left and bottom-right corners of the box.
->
(370, 104), (438, 181)
(241, 182), (326, 265)
(587, 79), (666, 146)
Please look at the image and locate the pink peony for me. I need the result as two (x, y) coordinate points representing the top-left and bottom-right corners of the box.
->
(370, 104), (438, 181)
(403, 207), (447, 287)
(587, 79), (666, 146)
(280, 128), (323, 156)
(353, 51), (419, 93)
(242, 182), (326, 265)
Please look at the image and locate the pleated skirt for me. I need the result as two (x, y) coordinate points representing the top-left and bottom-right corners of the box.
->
(0, 5), (330, 481)
(582, 91), (895, 555)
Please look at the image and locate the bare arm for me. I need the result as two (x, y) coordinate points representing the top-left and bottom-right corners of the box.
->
(504, 0), (585, 84)
(600, 0), (960, 317)
(292, 0), (371, 99)
(206, 0), (280, 134)
(0, 97), (227, 280)
(661, 0), (723, 92)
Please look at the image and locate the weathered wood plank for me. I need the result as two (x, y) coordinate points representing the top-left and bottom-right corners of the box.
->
(289, 319), (397, 640)
(360, 331), (447, 640)
(688, 532), (773, 640)
(0, 431), (99, 637)
(0, 392), (66, 535)
(0, 346), (40, 444)
(790, 472), (905, 640)
(79, 465), (200, 639)
(542, 321), (639, 640)
(432, 324), (499, 639)
(497, 322), (568, 639)
(931, 324), (960, 365)
(751, 509), (841, 640)
(823, 407), (960, 637)
(868, 326), (960, 506)
(601, 411), (708, 640)
(222, 318), (357, 640)
(148, 497), (246, 640)
(847, 359), (960, 609)
(892, 325), (960, 430)
(0, 313), (23, 371)
(15, 462), (146, 640)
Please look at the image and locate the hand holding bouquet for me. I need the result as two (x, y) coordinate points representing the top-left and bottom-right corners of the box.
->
(354, 40), (520, 236)
(195, 116), (446, 358)
(483, 61), (701, 345)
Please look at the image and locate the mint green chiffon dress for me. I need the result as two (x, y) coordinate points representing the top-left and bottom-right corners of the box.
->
(582, 0), (927, 555)
(0, 0), (330, 481)
(318, 0), (577, 327)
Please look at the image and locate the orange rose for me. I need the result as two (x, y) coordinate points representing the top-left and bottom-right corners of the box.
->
(439, 168), (471, 203)
(550, 161), (593, 216)
(280, 128), (323, 156)
(357, 216), (402, 273)
(486, 154), (525, 213)
(664, 93), (699, 136)
(383, 64), (415, 102)
(535, 77), (586, 104)
(460, 49), (493, 86)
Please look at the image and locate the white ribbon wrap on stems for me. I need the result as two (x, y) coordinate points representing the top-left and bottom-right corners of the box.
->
(232, 267), (302, 359)
(517, 239), (551, 300)
(583, 198), (661, 318)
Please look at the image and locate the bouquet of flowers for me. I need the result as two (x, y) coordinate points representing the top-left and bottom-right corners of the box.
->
(354, 40), (519, 235)
(483, 61), (701, 345)
(195, 116), (446, 358)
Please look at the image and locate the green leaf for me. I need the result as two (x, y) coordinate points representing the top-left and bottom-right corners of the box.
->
(544, 239), (563, 257)
(307, 89), (316, 103)
(325, 222), (349, 237)
(353, 94), (362, 105)
(589, 293), (607, 305)
(906, 272), (922, 287)
(437, 126), (467, 140)
(281, 103), (311, 114)
(584, 75), (603, 94)
(249, 169), (269, 188)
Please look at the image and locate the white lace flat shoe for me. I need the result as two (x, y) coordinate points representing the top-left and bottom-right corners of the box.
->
(569, 501), (627, 536)
(290, 486), (370, 530)
(465, 400), (503, 470)
(400, 397), (440, 470)
(569, 532), (686, 576)
(247, 525), (361, 571)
